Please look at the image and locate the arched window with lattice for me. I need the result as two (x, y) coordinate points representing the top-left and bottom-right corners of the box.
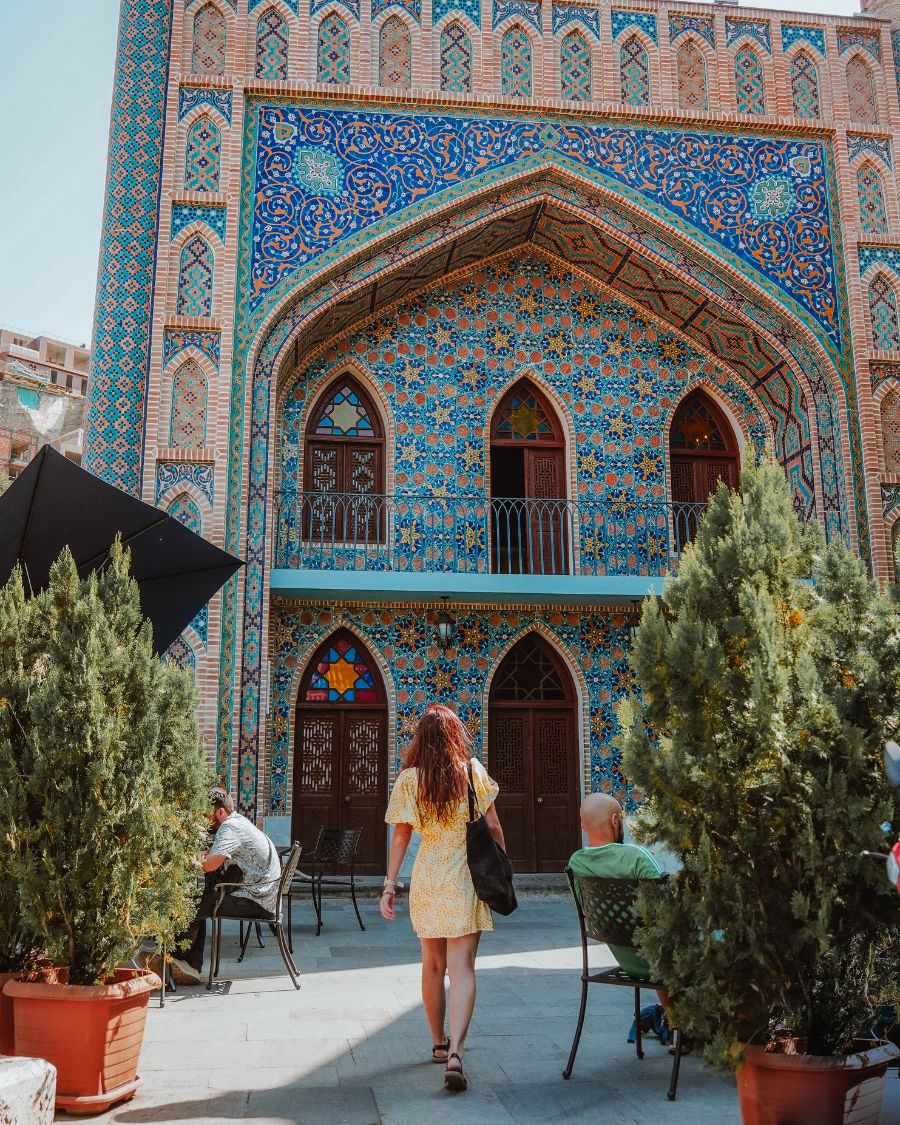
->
(881, 390), (900, 471)
(734, 46), (765, 114)
(317, 13), (351, 83)
(560, 30), (591, 101)
(167, 493), (202, 534)
(869, 275), (900, 351)
(619, 35), (650, 106)
(184, 116), (221, 192)
(676, 40), (708, 112)
(303, 376), (386, 544)
(256, 7), (289, 80)
(847, 54), (878, 124)
(857, 163), (888, 235)
(789, 50), (820, 118)
(439, 21), (472, 93)
(169, 361), (208, 449)
(192, 3), (226, 74)
(501, 25), (532, 97)
(176, 236), (214, 318)
(379, 15), (411, 88)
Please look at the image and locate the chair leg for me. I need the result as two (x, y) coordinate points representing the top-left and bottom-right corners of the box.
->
(207, 919), (219, 991)
(255, 921), (265, 948)
(634, 988), (644, 1060)
(237, 919), (254, 964)
(275, 923), (301, 990)
(667, 1028), (683, 1101)
(287, 891), (294, 955)
(350, 876), (365, 932)
(214, 918), (222, 977)
(159, 941), (166, 1009)
(313, 877), (323, 937)
(562, 979), (589, 1079)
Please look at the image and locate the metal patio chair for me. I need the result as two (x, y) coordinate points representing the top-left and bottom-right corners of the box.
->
(207, 842), (302, 991)
(563, 869), (685, 1101)
(287, 826), (365, 944)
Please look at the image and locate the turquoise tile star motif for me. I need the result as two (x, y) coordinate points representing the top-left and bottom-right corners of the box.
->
(749, 176), (794, 221)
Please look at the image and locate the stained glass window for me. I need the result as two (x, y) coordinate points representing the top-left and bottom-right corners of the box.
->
(304, 635), (379, 703)
(313, 384), (376, 437)
(671, 393), (730, 451)
(857, 163), (888, 235)
(493, 634), (568, 701)
(494, 386), (556, 441)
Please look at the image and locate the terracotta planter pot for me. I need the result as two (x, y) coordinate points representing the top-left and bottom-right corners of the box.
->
(3, 966), (160, 1115)
(0, 970), (17, 1055)
(737, 1039), (900, 1125)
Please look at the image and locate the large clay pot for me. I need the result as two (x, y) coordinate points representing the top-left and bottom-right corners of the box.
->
(737, 1039), (899, 1125)
(0, 971), (17, 1055)
(3, 966), (160, 1115)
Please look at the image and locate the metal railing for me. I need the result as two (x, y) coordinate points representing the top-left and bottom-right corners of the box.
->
(275, 492), (710, 577)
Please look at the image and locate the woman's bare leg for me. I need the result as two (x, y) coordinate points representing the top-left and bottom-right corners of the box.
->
(420, 938), (448, 1049)
(446, 932), (481, 1068)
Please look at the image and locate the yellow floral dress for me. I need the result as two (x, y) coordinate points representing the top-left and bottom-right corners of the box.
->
(385, 758), (500, 938)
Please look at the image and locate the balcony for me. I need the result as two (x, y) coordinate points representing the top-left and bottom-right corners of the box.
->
(271, 493), (708, 605)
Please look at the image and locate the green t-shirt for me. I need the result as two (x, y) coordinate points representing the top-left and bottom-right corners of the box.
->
(568, 844), (662, 979)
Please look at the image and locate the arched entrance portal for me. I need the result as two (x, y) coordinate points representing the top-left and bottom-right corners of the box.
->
(293, 630), (388, 873)
(670, 389), (740, 546)
(488, 633), (580, 871)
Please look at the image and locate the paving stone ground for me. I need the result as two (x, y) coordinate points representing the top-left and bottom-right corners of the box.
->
(82, 896), (900, 1125)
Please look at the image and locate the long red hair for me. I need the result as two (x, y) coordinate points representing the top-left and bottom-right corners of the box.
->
(405, 704), (471, 825)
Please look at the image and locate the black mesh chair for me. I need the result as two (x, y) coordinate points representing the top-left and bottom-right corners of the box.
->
(563, 868), (685, 1101)
(288, 827), (365, 942)
(206, 842), (302, 991)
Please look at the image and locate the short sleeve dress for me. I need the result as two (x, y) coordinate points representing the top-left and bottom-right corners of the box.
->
(385, 758), (500, 939)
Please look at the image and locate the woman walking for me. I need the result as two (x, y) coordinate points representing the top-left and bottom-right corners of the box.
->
(381, 704), (505, 1092)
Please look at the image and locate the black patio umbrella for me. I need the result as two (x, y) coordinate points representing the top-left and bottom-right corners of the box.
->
(0, 446), (243, 654)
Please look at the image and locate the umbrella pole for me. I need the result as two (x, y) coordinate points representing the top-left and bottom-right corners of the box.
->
(76, 514), (170, 574)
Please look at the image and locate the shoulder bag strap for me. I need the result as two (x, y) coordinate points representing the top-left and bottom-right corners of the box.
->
(467, 761), (477, 823)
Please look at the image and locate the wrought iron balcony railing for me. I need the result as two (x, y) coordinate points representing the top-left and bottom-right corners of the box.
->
(275, 492), (709, 577)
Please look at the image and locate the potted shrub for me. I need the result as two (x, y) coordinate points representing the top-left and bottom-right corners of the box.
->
(621, 460), (900, 1125)
(0, 544), (209, 1112)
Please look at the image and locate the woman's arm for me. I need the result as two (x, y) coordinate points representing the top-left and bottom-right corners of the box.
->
(381, 822), (414, 920)
(483, 802), (506, 851)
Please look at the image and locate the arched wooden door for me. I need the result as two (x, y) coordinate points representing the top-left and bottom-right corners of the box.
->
(293, 630), (388, 873)
(669, 390), (740, 547)
(488, 634), (580, 872)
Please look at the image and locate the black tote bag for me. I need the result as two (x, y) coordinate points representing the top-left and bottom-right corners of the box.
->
(465, 763), (518, 916)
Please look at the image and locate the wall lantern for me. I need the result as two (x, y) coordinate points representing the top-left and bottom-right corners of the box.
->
(436, 596), (456, 652)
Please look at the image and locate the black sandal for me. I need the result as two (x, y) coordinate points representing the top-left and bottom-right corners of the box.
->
(444, 1052), (467, 1092)
(431, 1038), (450, 1063)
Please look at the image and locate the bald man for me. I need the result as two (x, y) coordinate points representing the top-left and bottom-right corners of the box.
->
(567, 793), (661, 978)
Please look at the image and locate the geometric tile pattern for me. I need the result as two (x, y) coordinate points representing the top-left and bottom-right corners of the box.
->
(176, 235), (215, 318)
(725, 18), (770, 53)
(184, 116), (221, 192)
(166, 492), (209, 650)
(311, 0), (359, 15)
(620, 35), (650, 106)
(734, 46), (766, 115)
(847, 54), (879, 124)
(560, 29), (592, 101)
(552, 4), (600, 41)
(164, 635), (196, 674)
(790, 50), (821, 119)
(837, 28), (881, 62)
(167, 492), (202, 533)
(379, 15), (412, 88)
(439, 21), (472, 93)
(677, 40), (708, 112)
(859, 247), (900, 278)
(192, 3), (227, 74)
(250, 0), (299, 10)
(493, 0), (541, 34)
(179, 85), (232, 124)
(871, 362), (900, 394)
(611, 10), (656, 44)
(171, 203), (227, 242)
(317, 13), (352, 84)
(83, 0), (172, 494)
(782, 25), (825, 56)
(847, 133), (892, 170)
(170, 359), (208, 448)
(869, 275), (900, 351)
(881, 389), (900, 471)
(255, 8), (289, 80)
(163, 328), (221, 368)
(669, 15), (714, 48)
(433, 0), (480, 28)
(156, 459), (215, 506)
(501, 25), (533, 97)
(372, 0), (421, 22)
(884, 482), (900, 521)
(857, 163), (888, 236)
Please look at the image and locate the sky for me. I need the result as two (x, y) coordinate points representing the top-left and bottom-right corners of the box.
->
(0, 0), (865, 348)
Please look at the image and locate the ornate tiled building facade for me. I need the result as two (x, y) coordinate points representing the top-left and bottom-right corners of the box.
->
(85, 0), (900, 866)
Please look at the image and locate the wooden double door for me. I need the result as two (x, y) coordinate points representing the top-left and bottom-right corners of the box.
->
(292, 632), (387, 873)
(489, 635), (580, 871)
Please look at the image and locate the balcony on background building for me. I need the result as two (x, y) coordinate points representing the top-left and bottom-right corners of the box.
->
(270, 492), (710, 605)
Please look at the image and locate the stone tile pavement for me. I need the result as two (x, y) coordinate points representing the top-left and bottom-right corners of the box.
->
(82, 896), (900, 1125)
